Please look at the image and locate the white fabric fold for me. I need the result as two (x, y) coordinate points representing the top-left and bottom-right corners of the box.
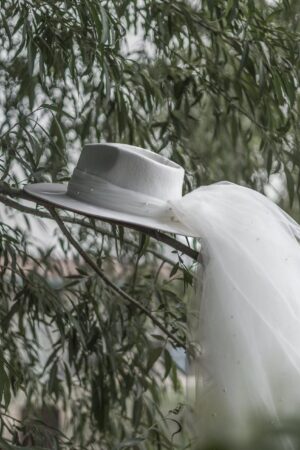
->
(171, 182), (300, 447)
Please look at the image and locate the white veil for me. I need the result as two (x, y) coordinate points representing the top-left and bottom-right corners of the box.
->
(171, 182), (300, 447)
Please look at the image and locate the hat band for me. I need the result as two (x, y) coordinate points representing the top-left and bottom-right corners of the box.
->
(67, 168), (179, 222)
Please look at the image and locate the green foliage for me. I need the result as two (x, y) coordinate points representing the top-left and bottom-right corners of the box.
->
(0, 0), (300, 448)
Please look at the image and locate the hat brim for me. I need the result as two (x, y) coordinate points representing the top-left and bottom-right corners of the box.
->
(24, 183), (195, 237)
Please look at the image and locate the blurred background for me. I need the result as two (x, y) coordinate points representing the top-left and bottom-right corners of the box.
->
(1, 0), (300, 448)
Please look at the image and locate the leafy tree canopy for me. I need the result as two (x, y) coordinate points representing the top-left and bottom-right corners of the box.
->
(0, 0), (300, 448)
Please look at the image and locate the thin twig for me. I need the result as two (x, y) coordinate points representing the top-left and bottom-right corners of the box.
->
(137, 226), (200, 262)
(49, 207), (186, 349)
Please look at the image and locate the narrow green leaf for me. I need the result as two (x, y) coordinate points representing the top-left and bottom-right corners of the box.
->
(137, 233), (149, 257)
(266, 147), (273, 177)
(284, 165), (295, 207)
(100, 6), (109, 44)
(271, 70), (284, 105)
(48, 361), (58, 394)
(146, 346), (163, 372)
(238, 41), (249, 74)
(27, 37), (35, 76)
(170, 262), (179, 278)
(132, 396), (143, 428)
(52, 115), (65, 147)
(164, 349), (173, 380)
(0, 361), (10, 409)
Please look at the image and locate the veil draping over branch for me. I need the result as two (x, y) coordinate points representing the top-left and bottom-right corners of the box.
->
(171, 182), (300, 447)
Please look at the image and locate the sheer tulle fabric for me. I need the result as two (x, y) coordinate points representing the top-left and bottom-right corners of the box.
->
(171, 182), (300, 446)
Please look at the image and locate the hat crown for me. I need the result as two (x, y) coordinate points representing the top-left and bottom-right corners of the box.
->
(74, 143), (184, 201)
(24, 142), (191, 235)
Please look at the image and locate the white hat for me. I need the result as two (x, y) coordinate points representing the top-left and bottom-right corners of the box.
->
(24, 143), (193, 236)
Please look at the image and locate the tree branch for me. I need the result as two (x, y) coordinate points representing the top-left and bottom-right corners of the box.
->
(0, 193), (179, 267)
(49, 207), (186, 349)
(0, 184), (200, 262)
